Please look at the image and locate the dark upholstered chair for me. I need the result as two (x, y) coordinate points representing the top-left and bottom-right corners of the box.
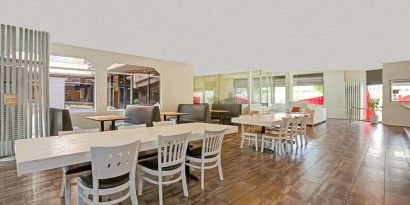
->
(210, 104), (242, 125)
(120, 105), (161, 127)
(50, 108), (74, 136)
(177, 104), (211, 124)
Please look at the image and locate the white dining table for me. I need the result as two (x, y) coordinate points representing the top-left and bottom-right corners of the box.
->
(232, 112), (306, 131)
(15, 122), (238, 176)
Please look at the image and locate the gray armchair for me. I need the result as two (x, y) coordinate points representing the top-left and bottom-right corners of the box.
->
(49, 108), (73, 136)
(121, 105), (161, 127)
(211, 104), (242, 125)
(177, 104), (211, 123)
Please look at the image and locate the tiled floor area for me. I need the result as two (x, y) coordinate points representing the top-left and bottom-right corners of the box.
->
(1, 119), (410, 205)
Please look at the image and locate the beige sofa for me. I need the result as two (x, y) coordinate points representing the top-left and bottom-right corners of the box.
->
(305, 106), (327, 126)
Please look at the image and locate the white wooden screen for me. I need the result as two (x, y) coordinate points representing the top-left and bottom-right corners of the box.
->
(0, 24), (49, 157)
(345, 81), (365, 121)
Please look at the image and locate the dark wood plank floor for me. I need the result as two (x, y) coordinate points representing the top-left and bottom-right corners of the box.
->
(1, 119), (410, 205)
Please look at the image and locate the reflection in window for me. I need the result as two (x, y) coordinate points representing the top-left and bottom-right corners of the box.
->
(107, 65), (160, 110)
(293, 73), (324, 105)
(49, 55), (95, 112)
(233, 79), (249, 104)
(391, 79), (410, 102)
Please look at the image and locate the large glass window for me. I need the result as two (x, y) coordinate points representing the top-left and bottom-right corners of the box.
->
(273, 76), (286, 103)
(391, 79), (410, 102)
(233, 79), (249, 104)
(49, 55), (95, 112)
(293, 73), (324, 105)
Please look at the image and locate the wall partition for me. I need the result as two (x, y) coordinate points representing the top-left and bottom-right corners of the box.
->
(0, 24), (49, 157)
(193, 70), (277, 112)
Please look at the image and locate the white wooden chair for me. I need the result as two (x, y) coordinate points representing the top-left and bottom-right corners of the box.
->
(77, 140), (140, 205)
(288, 117), (301, 150)
(117, 124), (146, 130)
(240, 124), (260, 151)
(58, 128), (100, 205)
(261, 117), (292, 156)
(297, 115), (309, 145)
(137, 131), (191, 205)
(186, 128), (227, 189)
(153, 120), (176, 127)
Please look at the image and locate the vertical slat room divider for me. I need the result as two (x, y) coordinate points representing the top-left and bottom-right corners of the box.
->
(0, 24), (49, 157)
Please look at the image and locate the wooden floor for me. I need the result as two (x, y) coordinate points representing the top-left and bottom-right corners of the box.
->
(1, 119), (410, 205)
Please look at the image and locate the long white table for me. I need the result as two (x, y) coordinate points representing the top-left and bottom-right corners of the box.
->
(15, 123), (238, 176)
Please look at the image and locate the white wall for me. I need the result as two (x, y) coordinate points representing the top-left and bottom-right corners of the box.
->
(323, 71), (347, 119)
(382, 61), (410, 127)
(50, 43), (193, 128)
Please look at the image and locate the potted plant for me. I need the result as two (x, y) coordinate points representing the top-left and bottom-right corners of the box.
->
(368, 98), (380, 124)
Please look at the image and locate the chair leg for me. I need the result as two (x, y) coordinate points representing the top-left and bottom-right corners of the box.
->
(304, 131), (308, 145)
(77, 183), (83, 205)
(130, 181), (139, 205)
(158, 175), (163, 205)
(217, 157), (224, 181)
(65, 175), (71, 205)
(295, 132), (299, 148)
(200, 164), (205, 190)
(261, 136), (265, 152)
(255, 135), (258, 151)
(181, 165), (188, 197)
(137, 170), (143, 196)
(278, 139), (282, 156)
(60, 174), (65, 198)
(240, 135), (245, 149)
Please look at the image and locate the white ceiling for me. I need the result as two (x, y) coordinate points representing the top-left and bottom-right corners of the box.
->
(1, 0), (410, 75)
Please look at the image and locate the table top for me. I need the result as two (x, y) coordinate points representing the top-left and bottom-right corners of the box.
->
(86, 115), (129, 121)
(211, 109), (230, 113)
(15, 122), (238, 176)
(160, 112), (189, 116)
(232, 113), (306, 127)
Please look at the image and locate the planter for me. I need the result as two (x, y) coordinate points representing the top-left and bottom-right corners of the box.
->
(370, 115), (379, 124)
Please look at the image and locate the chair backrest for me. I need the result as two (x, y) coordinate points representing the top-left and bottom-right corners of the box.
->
(211, 104), (242, 124)
(278, 117), (292, 134)
(157, 131), (191, 169)
(91, 140), (140, 183)
(117, 124), (147, 130)
(153, 121), (176, 127)
(301, 115), (309, 128)
(177, 104), (210, 123)
(50, 108), (73, 136)
(202, 128), (227, 157)
(124, 105), (161, 127)
(58, 128), (99, 136)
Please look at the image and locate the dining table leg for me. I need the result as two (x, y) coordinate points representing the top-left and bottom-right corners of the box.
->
(100, 121), (105, 132)
(185, 164), (199, 181)
(219, 113), (223, 124)
(163, 115), (167, 121)
(111, 120), (116, 130)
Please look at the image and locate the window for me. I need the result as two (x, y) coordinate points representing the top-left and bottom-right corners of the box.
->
(49, 55), (95, 112)
(233, 79), (249, 104)
(273, 76), (286, 103)
(391, 79), (410, 102)
(293, 73), (324, 105)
